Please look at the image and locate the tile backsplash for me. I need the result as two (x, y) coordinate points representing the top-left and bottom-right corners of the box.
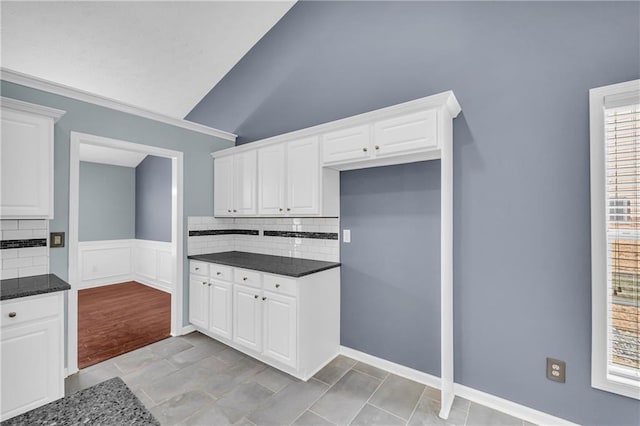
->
(188, 217), (339, 262)
(0, 219), (50, 279)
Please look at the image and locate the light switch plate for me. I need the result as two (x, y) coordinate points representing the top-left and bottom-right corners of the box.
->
(343, 229), (351, 243)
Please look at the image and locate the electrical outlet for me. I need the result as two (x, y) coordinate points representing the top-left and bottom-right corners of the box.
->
(546, 358), (566, 383)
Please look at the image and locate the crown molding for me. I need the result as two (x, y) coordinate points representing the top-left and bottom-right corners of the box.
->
(1, 96), (66, 122)
(1, 68), (237, 142)
(211, 90), (460, 158)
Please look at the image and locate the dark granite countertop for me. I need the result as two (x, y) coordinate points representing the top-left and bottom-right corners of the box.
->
(0, 273), (71, 301)
(1, 377), (159, 426)
(188, 251), (341, 278)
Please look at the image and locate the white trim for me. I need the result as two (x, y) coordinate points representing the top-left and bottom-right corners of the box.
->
(453, 384), (579, 426)
(176, 325), (196, 337)
(211, 91), (461, 158)
(0, 96), (66, 122)
(589, 79), (640, 400)
(340, 346), (441, 389)
(340, 346), (577, 426)
(1, 68), (236, 142)
(68, 131), (184, 373)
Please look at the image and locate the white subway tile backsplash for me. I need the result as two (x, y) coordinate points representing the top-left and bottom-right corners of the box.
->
(0, 249), (18, 260)
(18, 220), (48, 230)
(18, 247), (48, 258)
(18, 265), (48, 278)
(3, 257), (33, 269)
(1, 219), (49, 279)
(2, 229), (34, 240)
(0, 220), (18, 230)
(0, 269), (18, 280)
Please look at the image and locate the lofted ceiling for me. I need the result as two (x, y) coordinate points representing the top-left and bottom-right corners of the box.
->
(0, 1), (295, 121)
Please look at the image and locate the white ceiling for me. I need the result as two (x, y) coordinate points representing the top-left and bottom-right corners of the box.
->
(80, 144), (147, 168)
(0, 1), (295, 120)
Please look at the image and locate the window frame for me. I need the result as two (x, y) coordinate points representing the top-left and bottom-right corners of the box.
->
(590, 79), (640, 400)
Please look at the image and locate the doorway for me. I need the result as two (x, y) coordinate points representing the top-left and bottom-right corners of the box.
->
(67, 132), (184, 374)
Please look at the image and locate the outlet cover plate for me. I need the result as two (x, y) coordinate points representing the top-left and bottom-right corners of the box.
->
(546, 357), (566, 383)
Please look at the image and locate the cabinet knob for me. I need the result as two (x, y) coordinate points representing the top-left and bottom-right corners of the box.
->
(262, 297), (267, 301)
(375, 145), (380, 150)
(286, 208), (291, 212)
(275, 284), (280, 288)
(208, 283), (212, 287)
(227, 209), (231, 213)
(233, 209), (237, 213)
(202, 281), (207, 285)
(216, 271), (222, 276)
(195, 267), (199, 271)
(8, 312), (16, 318)
(363, 147), (368, 152)
(243, 277), (248, 281)
(254, 294), (259, 299)
(279, 208), (283, 212)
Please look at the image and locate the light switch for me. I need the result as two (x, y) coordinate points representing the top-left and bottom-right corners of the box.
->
(343, 229), (351, 243)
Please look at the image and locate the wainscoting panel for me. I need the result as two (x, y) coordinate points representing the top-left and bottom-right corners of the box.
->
(78, 239), (174, 291)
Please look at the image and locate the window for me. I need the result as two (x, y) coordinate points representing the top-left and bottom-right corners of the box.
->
(590, 79), (640, 399)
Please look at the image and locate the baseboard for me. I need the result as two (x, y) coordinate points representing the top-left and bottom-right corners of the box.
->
(454, 384), (578, 426)
(135, 276), (172, 294)
(339, 346), (441, 389)
(77, 275), (135, 290)
(339, 346), (577, 426)
(175, 325), (195, 336)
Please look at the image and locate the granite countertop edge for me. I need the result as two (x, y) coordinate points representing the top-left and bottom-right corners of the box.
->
(0, 273), (71, 301)
(187, 251), (341, 278)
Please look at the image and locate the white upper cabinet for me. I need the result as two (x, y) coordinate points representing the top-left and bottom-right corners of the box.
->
(374, 110), (437, 156)
(322, 124), (371, 164)
(257, 144), (286, 215)
(287, 137), (320, 215)
(0, 98), (65, 219)
(213, 155), (234, 216)
(214, 150), (257, 216)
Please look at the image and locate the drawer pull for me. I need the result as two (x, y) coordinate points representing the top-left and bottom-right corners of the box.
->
(227, 209), (231, 213)
(279, 208), (283, 212)
(262, 297), (267, 301)
(375, 145), (380, 150)
(195, 267), (200, 271)
(286, 208), (291, 212)
(202, 281), (207, 286)
(8, 312), (16, 318)
(254, 295), (259, 299)
(208, 283), (212, 286)
(243, 277), (248, 281)
(363, 147), (368, 152)
(275, 284), (280, 288)
(216, 272), (222, 276)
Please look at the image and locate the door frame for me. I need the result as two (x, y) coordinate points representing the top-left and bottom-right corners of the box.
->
(67, 131), (184, 375)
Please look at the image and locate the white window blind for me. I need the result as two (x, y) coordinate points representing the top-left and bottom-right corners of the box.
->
(605, 103), (640, 382)
(591, 80), (640, 400)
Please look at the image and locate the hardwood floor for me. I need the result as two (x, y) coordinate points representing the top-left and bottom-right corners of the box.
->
(78, 281), (171, 369)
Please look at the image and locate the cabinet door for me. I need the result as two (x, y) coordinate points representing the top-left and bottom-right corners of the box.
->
(0, 109), (53, 218)
(322, 124), (371, 165)
(234, 151), (257, 215)
(262, 291), (297, 368)
(233, 284), (262, 352)
(373, 110), (438, 157)
(214, 155), (234, 217)
(258, 144), (286, 215)
(1, 318), (62, 420)
(189, 274), (209, 329)
(209, 279), (232, 340)
(287, 137), (319, 215)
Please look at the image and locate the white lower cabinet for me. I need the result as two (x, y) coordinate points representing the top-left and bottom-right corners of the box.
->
(262, 291), (297, 368)
(233, 284), (262, 352)
(1, 292), (64, 421)
(189, 260), (339, 380)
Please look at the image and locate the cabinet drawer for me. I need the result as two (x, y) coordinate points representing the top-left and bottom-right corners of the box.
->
(190, 261), (209, 276)
(1, 294), (60, 328)
(209, 263), (232, 281)
(233, 268), (262, 288)
(263, 274), (297, 297)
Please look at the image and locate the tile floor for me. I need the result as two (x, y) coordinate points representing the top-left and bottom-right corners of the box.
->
(65, 332), (533, 425)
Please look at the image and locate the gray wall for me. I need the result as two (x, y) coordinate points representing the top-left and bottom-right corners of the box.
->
(79, 162), (135, 241)
(135, 155), (172, 242)
(185, 2), (640, 425)
(341, 161), (441, 375)
(0, 80), (234, 330)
